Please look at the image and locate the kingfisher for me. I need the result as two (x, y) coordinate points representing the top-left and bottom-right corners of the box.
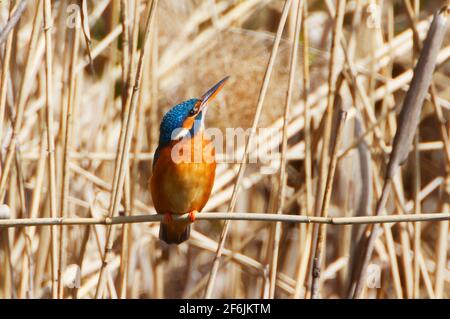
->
(150, 76), (229, 244)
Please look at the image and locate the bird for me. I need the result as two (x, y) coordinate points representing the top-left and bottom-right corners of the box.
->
(150, 76), (229, 244)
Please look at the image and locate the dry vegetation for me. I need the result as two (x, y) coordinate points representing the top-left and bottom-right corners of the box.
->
(0, 0), (449, 299)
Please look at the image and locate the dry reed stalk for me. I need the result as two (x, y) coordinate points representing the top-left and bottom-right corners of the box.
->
(325, 3), (388, 157)
(0, 16), (34, 296)
(379, 1), (395, 141)
(386, 6), (448, 185)
(71, 224), (91, 299)
(269, 0), (303, 299)
(120, 0), (130, 106)
(94, 0), (158, 298)
(434, 176), (449, 298)
(190, 228), (297, 295)
(106, 0), (124, 226)
(344, 120), (374, 295)
(349, 139), (395, 296)
(341, 59), (388, 154)
(354, 117), (372, 229)
(292, 2), (313, 298)
(381, 226), (403, 298)
(13, 143), (32, 298)
(313, 0), (346, 217)
(404, 11), (450, 298)
(0, 0), (28, 46)
(1, 211), (449, 228)
(5, 54), (39, 252)
(310, 110), (347, 298)
(398, 199), (417, 297)
(58, 15), (80, 298)
(366, 160), (404, 298)
(75, 25), (122, 74)
(106, 2), (134, 266)
(332, 1), (368, 292)
(79, 0), (94, 73)
(30, 112), (48, 295)
(0, 2), (42, 202)
(390, 176), (434, 298)
(120, 0), (143, 298)
(338, 106), (395, 160)
(187, 222), (270, 298)
(117, 0), (135, 299)
(148, 20), (159, 151)
(413, 134), (421, 298)
(204, 0), (293, 298)
(42, 0), (59, 299)
(403, 0), (450, 168)
(0, 1), (15, 147)
(352, 6), (449, 298)
(304, 1), (345, 297)
(1, 227), (15, 298)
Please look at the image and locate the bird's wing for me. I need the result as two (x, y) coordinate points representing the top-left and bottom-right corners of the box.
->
(152, 145), (162, 171)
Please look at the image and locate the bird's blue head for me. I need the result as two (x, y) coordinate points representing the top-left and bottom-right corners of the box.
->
(157, 76), (229, 148)
(158, 98), (202, 147)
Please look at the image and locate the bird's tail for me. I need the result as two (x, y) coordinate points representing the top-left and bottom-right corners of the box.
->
(159, 222), (190, 244)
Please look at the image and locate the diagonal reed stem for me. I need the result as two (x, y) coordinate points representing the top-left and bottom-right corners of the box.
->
(94, 0), (158, 299)
(310, 110), (347, 298)
(269, 0), (304, 299)
(352, 6), (449, 298)
(204, 0), (293, 298)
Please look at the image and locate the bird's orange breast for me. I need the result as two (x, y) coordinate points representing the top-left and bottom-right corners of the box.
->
(150, 133), (216, 215)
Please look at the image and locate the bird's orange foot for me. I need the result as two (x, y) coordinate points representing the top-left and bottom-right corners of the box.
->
(188, 210), (198, 223)
(163, 213), (173, 224)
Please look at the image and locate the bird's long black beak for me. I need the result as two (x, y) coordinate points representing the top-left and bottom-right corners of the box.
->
(198, 76), (229, 111)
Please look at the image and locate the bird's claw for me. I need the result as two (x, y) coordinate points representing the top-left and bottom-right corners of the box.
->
(188, 210), (198, 223)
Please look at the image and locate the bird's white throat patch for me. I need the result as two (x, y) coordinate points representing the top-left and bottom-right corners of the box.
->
(171, 118), (205, 141)
(171, 127), (190, 140)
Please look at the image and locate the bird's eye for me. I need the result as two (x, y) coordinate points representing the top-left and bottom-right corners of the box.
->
(189, 109), (196, 116)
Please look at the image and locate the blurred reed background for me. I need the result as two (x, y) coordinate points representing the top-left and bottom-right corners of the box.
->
(0, 0), (449, 298)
